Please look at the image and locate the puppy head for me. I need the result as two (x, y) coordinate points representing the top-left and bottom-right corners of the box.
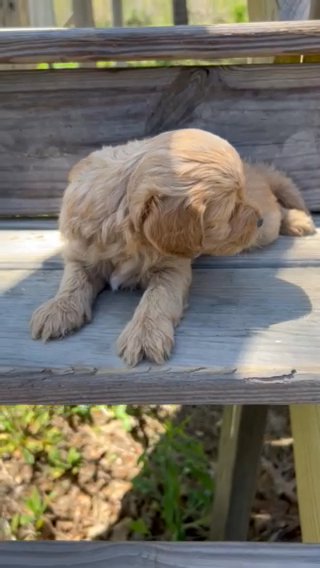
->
(141, 192), (261, 258)
(129, 129), (262, 258)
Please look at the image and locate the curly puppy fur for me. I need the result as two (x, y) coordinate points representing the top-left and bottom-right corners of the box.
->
(30, 128), (316, 366)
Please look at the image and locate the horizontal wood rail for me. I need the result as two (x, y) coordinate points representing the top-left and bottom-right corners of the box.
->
(0, 542), (320, 567)
(1, 21), (320, 63)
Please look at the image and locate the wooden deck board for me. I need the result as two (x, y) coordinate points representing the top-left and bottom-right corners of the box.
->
(1, 218), (319, 404)
(0, 542), (319, 567)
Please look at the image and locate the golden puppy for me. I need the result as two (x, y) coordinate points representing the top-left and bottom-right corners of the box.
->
(30, 128), (315, 366)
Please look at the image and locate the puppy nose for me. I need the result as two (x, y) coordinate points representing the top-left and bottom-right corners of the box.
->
(257, 217), (264, 228)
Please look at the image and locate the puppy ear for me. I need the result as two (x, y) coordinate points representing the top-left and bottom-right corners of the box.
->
(142, 195), (205, 257)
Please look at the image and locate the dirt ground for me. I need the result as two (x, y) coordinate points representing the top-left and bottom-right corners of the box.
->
(0, 405), (299, 542)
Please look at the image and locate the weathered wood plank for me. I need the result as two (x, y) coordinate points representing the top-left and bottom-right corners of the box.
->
(2, 368), (319, 405)
(211, 406), (268, 540)
(1, 64), (320, 216)
(1, 219), (319, 270)
(0, 542), (320, 567)
(0, 267), (319, 404)
(1, 22), (320, 63)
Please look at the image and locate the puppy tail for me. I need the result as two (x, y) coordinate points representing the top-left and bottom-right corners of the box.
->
(254, 164), (308, 212)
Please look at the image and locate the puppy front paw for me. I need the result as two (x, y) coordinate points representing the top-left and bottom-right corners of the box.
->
(30, 297), (91, 341)
(117, 317), (174, 367)
(281, 209), (316, 237)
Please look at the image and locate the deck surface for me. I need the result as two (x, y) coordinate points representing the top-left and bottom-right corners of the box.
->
(1, 219), (319, 404)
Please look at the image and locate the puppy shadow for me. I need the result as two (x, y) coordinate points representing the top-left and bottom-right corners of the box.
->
(173, 261), (312, 369)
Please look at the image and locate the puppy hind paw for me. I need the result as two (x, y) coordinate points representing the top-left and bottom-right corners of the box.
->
(281, 209), (316, 237)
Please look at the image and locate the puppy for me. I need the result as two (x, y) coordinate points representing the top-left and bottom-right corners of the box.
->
(30, 128), (315, 366)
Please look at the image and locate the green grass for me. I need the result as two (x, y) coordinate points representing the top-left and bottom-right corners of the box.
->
(132, 418), (214, 540)
(11, 488), (52, 535)
(0, 406), (82, 474)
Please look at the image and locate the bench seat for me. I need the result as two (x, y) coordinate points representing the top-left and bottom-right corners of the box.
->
(1, 218), (319, 405)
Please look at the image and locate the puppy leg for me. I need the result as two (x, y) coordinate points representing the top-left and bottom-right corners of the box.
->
(30, 261), (105, 341)
(280, 207), (316, 237)
(117, 259), (192, 366)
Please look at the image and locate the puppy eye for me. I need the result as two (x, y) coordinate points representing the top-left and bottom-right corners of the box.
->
(257, 218), (264, 228)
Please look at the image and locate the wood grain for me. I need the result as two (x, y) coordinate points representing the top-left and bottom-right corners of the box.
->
(1, 22), (320, 63)
(1, 266), (320, 404)
(1, 219), (319, 270)
(2, 65), (320, 216)
(0, 542), (320, 567)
